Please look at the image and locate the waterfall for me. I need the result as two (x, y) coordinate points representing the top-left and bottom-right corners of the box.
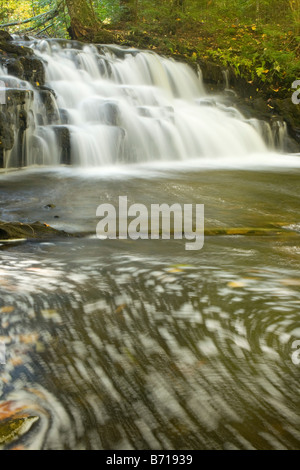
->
(0, 38), (285, 168)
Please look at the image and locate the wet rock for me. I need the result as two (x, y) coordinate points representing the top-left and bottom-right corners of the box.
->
(0, 110), (14, 151)
(39, 88), (59, 124)
(99, 102), (120, 126)
(0, 220), (75, 241)
(0, 30), (13, 42)
(0, 416), (39, 446)
(52, 125), (71, 164)
(5, 58), (24, 79)
(6, 88), (34, 106)
(0, 40), (33, 57)
(19, 56), (45, 86)
(59, 108), (69, 124)
(18, 109), (28, 131)
(197, 60), (225, 90)
(270, 98), (300, 146)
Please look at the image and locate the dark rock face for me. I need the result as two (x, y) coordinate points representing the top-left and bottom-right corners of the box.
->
(0, 31), (47, 167)
(39, 88), (59, 124)
(270, 98), (300, 146)
(0, 110), (14, 167)
(197, 60), (300, 149)
(53, 126), (71, 165)
(19, 56), (45, 86)
(0, 86), (34, 167)
(0, 39), (33, 57)
(0, 30), (13, 42)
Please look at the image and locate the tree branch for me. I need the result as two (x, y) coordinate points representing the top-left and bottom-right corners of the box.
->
(0, 8), (56, 28)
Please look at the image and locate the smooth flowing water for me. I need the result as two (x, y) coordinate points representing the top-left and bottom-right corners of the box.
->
(0, 39), (299, 450)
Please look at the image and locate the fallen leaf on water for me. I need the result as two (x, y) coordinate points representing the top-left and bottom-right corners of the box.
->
(0, 336), (11, 344)
(0, 306), (14, 314)
(40, 309), (62, 323)
(19, 333), (39, 344)
(35, 341), (45, 353)
(115, 304), (126, 314)
(227, 281), (246, 288)
(9, 357), (23, 367)
(280, 279), (300, 286)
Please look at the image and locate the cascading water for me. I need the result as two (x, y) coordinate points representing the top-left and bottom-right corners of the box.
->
(0, 38), (283, 169)
(1, 38), (300, 451)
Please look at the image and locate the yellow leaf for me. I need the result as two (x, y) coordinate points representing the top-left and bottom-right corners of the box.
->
(115, 304), (126, 314)
(280, 279), (300, 286)
(227, 281), (245, 288)
(19, 333), (39, 344)
(0, 306), (14, 314)
(10, 357), (23, 367)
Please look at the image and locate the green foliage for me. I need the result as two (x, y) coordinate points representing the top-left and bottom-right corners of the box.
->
(0, 0), (299, 98)
(93, 0), (123, 24)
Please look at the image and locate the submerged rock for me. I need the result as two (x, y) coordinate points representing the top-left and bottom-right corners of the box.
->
(0, 221), (75, 241)
(0, 416), (39, 446)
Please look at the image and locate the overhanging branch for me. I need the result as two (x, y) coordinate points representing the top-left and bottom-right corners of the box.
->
(0, 8), (57, 28)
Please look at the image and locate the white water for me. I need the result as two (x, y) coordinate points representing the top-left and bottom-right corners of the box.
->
(1, 39), (295, 168)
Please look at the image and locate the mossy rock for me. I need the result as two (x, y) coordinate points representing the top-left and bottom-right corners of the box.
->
(93, 29), (116, 44)
(5, 58), (25, 79)
(270, 98), (300, 144)
(0, 40), (33, 57)
(0, 416), (39, 446)
(19, 56), (45, 86)
(0, 30), (13, 42)
(0, 221), (75, 241)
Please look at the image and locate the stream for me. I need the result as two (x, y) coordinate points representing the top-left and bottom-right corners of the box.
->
(0, 38), (299, 450)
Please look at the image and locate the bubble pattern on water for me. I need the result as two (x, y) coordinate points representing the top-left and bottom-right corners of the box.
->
(0, 245), (299, 450)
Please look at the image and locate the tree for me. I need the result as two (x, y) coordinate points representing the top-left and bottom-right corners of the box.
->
(119, 0), (137, 22)
(65, 0), (100, 40)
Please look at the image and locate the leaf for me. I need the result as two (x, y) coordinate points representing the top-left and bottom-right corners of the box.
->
(227, 281), (245, 288)
(10, 357), (23, 367)
(0, 306), (14, 314)
(166, 268), (182, 273)
(115, 304), (126, 314)
(19, 333), (39, 344)
(280, 279), (300, 286)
